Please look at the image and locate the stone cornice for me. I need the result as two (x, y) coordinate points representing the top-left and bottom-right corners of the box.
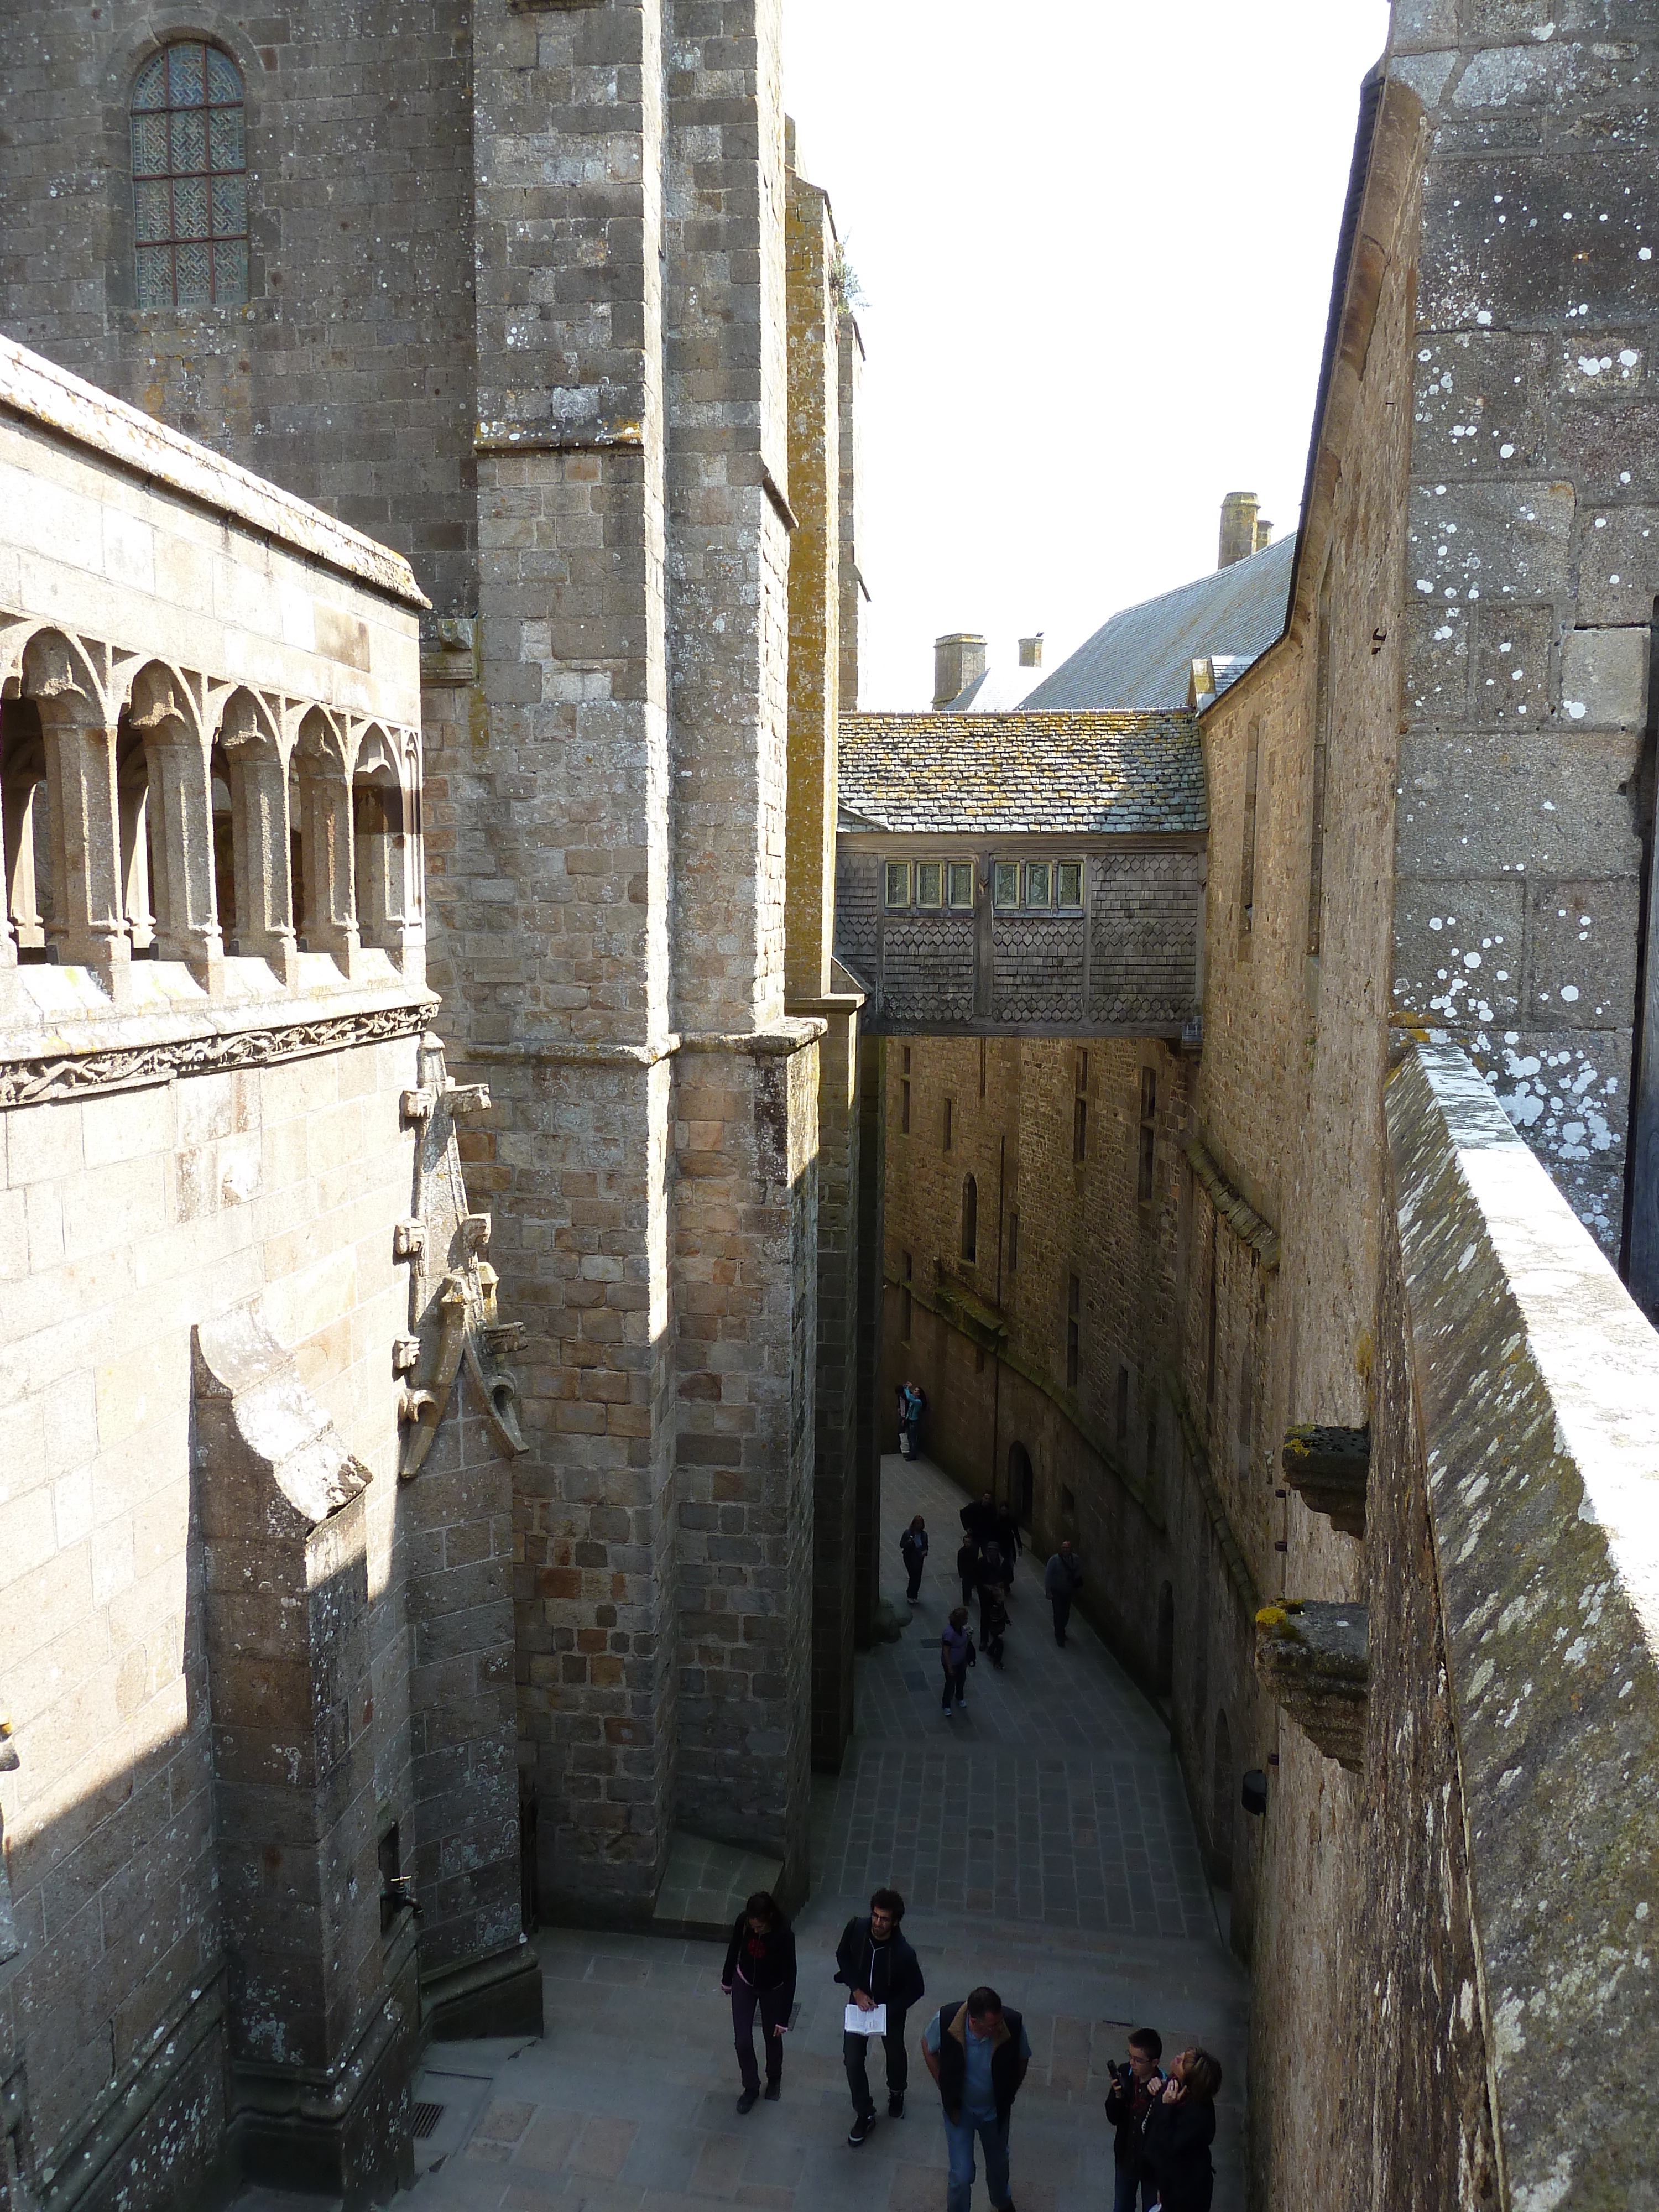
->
(0, 993), (434, 1108)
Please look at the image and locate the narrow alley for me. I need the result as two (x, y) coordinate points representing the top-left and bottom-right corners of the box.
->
(244, 1458), (1245, 2212)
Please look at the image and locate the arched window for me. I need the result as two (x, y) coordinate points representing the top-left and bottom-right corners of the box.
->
(960, 1173), (978, 1264)
(132, 42), (248, 307)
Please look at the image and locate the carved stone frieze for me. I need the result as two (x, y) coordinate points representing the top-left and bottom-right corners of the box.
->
(395, 1032), (526, 1475)
(0, 999), (432, 1109)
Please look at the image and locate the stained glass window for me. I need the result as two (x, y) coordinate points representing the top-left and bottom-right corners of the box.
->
(132, 43), (247, 307)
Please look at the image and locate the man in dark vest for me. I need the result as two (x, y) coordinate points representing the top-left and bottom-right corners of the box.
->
(836, 1886), (926, 2144)
(921, 1985), (1032, 2212)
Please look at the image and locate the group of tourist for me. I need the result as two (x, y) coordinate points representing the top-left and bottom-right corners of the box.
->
(718, 1888), (1223, 2211)
(899, 1486), (1089, 1709)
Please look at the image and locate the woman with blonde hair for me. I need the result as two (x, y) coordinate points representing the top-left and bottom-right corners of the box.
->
(1140, 2047), (1222, 2210)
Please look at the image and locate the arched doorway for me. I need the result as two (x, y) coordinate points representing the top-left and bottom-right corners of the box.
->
(1211, 1709), (1235, 1887)
(1008, 1442), (1034, 1529)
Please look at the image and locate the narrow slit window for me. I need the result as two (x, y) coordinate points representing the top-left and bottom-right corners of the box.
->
(132, 42), (248, 307)
(1006, 1207), (1019, 1274)
(961, 1175), (978, 1264)
(942, 1097), (953, 1152)
(1115, 1364), (1130, 1443)
(1073, 1047), (1088, 1164)
(1066, 1273), (1081, 1389)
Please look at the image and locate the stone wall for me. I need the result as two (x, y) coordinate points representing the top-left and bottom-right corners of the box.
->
(0, 0), (479, 625)
(1360, 1041), (1659, 2206)
(0, 347), (528, 2210)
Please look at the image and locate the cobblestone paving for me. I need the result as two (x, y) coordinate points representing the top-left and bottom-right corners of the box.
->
(235, 1455), (1248, 2212)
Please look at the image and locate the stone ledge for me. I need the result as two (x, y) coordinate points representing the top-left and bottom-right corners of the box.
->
(0, 977), (435, 1106)
(1254, 1601), (1369, 1772)
(1186, 1137), (1281, 1270)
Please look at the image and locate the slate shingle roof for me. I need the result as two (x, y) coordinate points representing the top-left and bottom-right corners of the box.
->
(1022, 533), (1295, 711)
(838, 711), (1206, 836)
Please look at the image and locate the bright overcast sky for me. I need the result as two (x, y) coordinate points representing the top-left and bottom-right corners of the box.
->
(782, 2), (1393, 709)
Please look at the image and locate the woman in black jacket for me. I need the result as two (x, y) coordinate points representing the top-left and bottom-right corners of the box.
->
(720, 1891), (797, 2111)
(1140, 2047), (1222, 2212)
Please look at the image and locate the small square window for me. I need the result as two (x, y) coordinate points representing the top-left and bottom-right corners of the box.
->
(993, 862), (1020, 909)
(1057, 861), (1083, 909)
(917, 860), (943, 907)
(885, 860), (911, 909)
(948, 860), (974, 909)
(1026, 861), (1051, 909)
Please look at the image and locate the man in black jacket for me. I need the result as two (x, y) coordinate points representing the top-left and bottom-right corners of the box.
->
(836, 1887), (926, 2144)
(1103, 2027), (1165, 2211)
(922, 1986), (1031, 2212)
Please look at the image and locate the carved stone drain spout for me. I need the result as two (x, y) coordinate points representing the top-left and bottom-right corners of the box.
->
(1255, 1600), (1369, 1772)
(395, 1031), (526, 1477)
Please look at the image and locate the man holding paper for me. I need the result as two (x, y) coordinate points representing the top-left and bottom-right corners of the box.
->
(835, 1887), (926, 2145)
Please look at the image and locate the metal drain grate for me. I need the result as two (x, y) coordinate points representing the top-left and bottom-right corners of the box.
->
(410, 2103), (445, 2141)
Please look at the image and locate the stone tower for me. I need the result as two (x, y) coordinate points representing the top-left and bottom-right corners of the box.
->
(0, 0), (873, 1923)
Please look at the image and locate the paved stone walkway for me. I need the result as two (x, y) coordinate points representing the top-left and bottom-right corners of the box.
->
(236, 1455), (1248, 2212)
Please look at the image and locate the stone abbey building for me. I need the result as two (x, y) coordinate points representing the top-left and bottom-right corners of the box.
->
(0, 4), (876, 2204)
(4, 6), (1659, 2212)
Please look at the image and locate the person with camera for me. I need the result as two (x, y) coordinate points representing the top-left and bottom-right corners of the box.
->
(836, 1886), (926, 2144)
(1103, 2028), (1165, 2212)
(1140, 2047), (1223, 2212)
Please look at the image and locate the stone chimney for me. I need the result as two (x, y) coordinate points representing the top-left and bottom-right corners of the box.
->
(1018, 634), (1044, 669)
(1255, 515), (1274, 554)
(1218, 492), (1260, 570)
(933, 632), (987, 708)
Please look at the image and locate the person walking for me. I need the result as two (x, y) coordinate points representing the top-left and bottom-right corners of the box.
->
(921, 1985), (1031, 2212)
(719, 1891), (797, 2112)
(836, 1886), (926, 2144)
(1044, 1538), (1083, 1646)
(1104, 2027), (1165, 2212)
(976, 1542), (1010, 1668)
(900, 1515), (929, 1603)
(958, 1488), (998, 1547)
(1140, 2048), (1222, 2212)
(956, 1533), (981, 1608)
(940, 1607), (974, 1715)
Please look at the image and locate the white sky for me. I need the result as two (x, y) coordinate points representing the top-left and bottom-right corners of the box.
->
(781, 2), (1394, 709)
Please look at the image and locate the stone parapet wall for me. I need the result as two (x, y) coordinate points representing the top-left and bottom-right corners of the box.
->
(1365, 1041), (1659, 2206)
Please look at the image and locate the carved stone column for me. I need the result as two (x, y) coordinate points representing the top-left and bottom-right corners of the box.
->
(294, 745), (360, 975)
(129, 669), (225, 990)
(220, 696), (296, 985)
(36, 692), (129, 1001)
